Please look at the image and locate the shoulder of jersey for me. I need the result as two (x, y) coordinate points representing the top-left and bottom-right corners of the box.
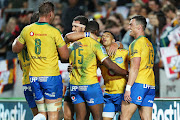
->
(119, 49), (128, 52)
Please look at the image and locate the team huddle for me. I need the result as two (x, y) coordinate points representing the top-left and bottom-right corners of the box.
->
(12, 1), (155, 120)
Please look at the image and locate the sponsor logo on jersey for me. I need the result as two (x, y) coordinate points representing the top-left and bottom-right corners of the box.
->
(30, 32), (34, 36)
(115, 57), (123, 64)
(100, 46), (107, 54)
(131, 49), (138, 57)
(35, 33), (47, 36)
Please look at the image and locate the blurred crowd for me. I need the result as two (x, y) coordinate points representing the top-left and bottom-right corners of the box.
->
(0, 0), (180, 97)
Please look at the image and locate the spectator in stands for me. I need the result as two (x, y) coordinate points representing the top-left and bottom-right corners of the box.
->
(119, 18), (130, 41)
(54, 23), (64, 34)
(96, 18), (106, 35)
(52, 13), (61, 26)
(0, 17), (20, 60)
(134, 1), (144, 15)
(150, 12), (173, 97)
(128, 6), (138, 18)
(148, 0), (161, 12)
(105, 19), (121, 42)
(61, 0), (85, 35)
(140, 6), (151, 19)
(162, 4), (179, 27)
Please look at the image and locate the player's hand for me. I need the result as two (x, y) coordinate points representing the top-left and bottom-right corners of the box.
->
(124, 91), (132, 103)
(72, 41), (82, 50)
(67, 65), (73, 73)
(108, 42), (118, 56)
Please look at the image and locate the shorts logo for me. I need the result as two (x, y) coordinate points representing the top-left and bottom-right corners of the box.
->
(30, 31), (34, 36)
(86, 98), (94, 104)
(45, 92), (55, 97)
(71, 86), (78, 91)
(148, 100), (153, 103)
(137, 96), (142, 100)
(71, 96), (75, 100)
(30, 77), (37, 83)
(71, 96), (77, 102)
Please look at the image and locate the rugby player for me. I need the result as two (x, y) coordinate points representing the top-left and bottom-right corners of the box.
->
(63, 15), (89, 120)
(12, 1), (69, 120)
(120, 15), (155, 120)
(17, 11), (39, 117)
(99, 31), (128, 120)
(67, 22), (128, 120)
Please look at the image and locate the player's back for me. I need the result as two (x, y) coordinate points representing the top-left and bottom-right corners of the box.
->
(69, 37), (108, 85)
(100, 49), (128, 94)
(19, 22), (65, 76)
(129, 36), (155, 86)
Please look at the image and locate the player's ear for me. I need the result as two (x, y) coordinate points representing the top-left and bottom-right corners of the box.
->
(82, 27), (85, 32)
(139, 24), (142, 30)
(49, 11), (53, 18)
(112, 39), (115, 42)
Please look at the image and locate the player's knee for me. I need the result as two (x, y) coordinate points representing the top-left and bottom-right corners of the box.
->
(92, 113), (102, 120)
(120, 114), (130, 120)
(33, 113), (46, 120)
(64, 114), (73, 120)
(46, 101), (62, 112)
(140, 115), (152, 120)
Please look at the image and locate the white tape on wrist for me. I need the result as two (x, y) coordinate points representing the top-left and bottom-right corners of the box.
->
(85, 32), (90, 37)
(126, 85), (132, 91)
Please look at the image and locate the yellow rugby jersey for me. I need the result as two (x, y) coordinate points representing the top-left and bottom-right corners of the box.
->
(129, 36), (155, 86)
(18, 47), (30, 85)
(18, 22), (66, 76)
(97, 37), (101, 42)
(69, 37), (108, 85)
(100, 49), (128, 94)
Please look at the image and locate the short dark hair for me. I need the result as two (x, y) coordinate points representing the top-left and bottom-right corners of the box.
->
(73, 15), (88, 26)
(30, 11), (39, 24)
(102, 30), (116, 41)
(149, 0), (160, 6)
(131, 15), (147, 30)
(39, 1), (54, 17)
(162, 4), (176, 13)
(85, 20), (99, 32)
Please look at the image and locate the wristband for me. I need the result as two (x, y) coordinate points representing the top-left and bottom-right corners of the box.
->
(125, 85), (132, 91)
(85, 32), (90, 37)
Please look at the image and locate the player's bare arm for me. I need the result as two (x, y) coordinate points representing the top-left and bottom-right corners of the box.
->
(124, 57), (141, 103)
(58, 44), (69, 60)
(65, 32), (98, 43)
(12, 38), (25, 53)
(102, 57), (128, 76)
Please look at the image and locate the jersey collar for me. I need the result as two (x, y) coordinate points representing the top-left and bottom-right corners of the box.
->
(35, 22), (49, 25)
(135, 35), (145, 40)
